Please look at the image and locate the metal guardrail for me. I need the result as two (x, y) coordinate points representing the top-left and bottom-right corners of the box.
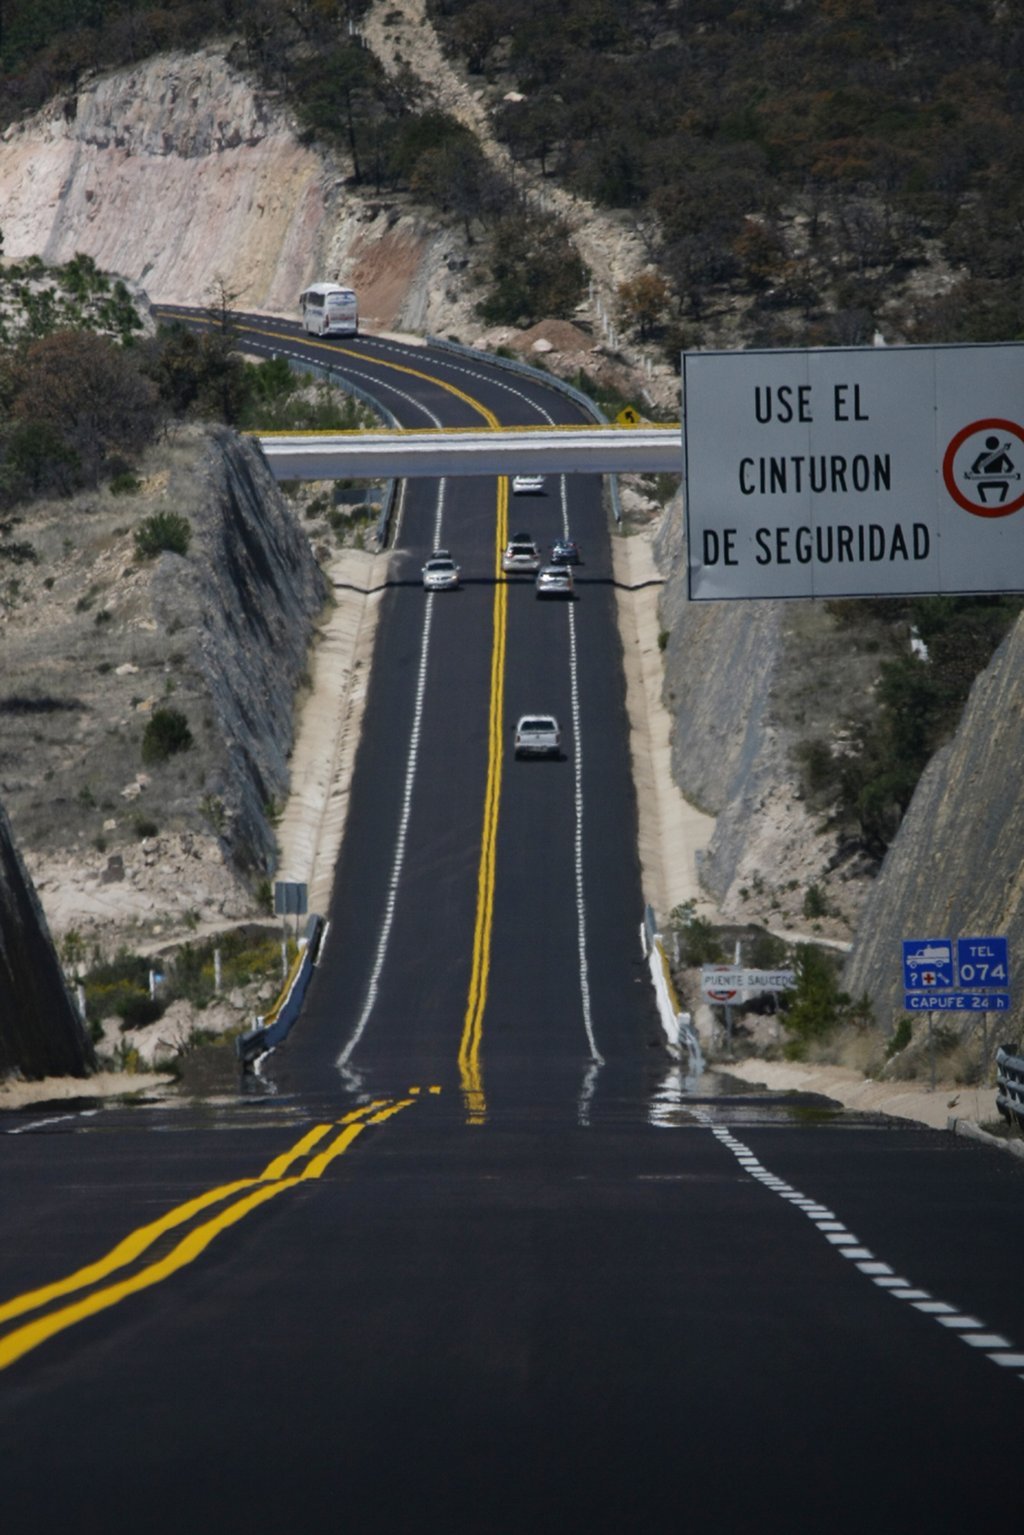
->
(995, 1045), (1024, 1130)
(427, 333), (613, 422)
(236, 914), (325, 1070)
(640, 905), (703, 1073)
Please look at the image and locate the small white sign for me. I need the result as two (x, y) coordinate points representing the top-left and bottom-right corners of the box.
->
(701, 966), (796, 1000)
(683, 342), (1024, 600)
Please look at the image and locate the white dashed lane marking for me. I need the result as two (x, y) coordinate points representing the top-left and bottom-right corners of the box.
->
(703, 1117), (1024, 1384)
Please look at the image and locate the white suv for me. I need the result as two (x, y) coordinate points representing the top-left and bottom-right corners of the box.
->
(502, 535), (541, 574)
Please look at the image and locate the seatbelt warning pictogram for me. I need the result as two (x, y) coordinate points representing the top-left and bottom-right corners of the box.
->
(943, 417), (1024, 518)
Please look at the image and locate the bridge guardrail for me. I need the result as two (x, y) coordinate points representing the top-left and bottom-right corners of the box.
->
(995, 1044), (1024, 1130)
(237, 913), (325, 1070)
(640, 905), (703, 1073)
(426, 334), (623, 526)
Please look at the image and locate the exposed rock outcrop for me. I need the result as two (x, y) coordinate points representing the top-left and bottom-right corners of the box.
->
(0, 801), (94, 1080)
(0, 47), (469, 336)
(157, 427), (329, 876)
(652, 502), (869, 938)
(3, 426), (328, 957)
(842, 615), (1024, 1032)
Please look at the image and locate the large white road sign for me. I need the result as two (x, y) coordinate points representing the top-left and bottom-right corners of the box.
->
(682, 342), (1024, 600)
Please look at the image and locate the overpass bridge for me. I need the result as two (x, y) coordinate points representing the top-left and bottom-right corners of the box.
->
(255, 424), (682, 481)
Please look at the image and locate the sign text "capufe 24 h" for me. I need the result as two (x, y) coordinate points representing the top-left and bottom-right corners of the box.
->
(682, 342), (1024, 600)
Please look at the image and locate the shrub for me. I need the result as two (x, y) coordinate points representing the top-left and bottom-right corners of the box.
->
(110, 471), (141, 495)
(167, 929), (292, 1008)
(782, 944), (844, 1059)
(885, 1017), (913, 1059)
(118, 993), (165, 1028)
(82, 948), (163, 1027)
(747, 928), (789, 968)
(134, 511), (191, 559)
(142, 707), (193, 764)
(670, 900), (725, 965)
(477, 209), (588, 325)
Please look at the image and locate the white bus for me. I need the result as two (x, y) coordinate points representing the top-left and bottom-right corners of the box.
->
(299, 282), (359, 337)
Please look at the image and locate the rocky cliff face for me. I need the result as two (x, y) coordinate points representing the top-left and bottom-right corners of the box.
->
(842, 614), (1024, 1033)
(653, 504), (874, 940)
(2, 426), (327, 960)
(0, 47), (466, 336)
(0, 801), (94, 1080)
(156, 427), (329, 877)
(655, 498), (1024, 1029)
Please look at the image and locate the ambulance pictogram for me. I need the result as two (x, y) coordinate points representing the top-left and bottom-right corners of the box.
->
(943, 417), (1024, 517)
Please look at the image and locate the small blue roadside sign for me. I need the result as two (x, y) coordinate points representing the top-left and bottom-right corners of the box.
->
(904, 992), (1010, 1012)
(955, 935), (1009, 989)
(902, 938), (953, 991)
(902, 932), (1011, 1012)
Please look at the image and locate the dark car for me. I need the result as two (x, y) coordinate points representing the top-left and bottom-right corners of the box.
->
(550, 539), (581, 566)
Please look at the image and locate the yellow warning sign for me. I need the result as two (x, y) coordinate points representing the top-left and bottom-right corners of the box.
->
(616, 406), (642, 427)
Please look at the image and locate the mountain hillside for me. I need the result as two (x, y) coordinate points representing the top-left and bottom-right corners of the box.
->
(0, 45), (473, 338)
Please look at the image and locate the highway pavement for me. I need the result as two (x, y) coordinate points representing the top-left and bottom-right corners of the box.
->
(0, 320), (1022, 1531)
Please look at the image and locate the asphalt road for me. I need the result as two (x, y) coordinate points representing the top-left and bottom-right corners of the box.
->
(1, 320), (1022, 1532)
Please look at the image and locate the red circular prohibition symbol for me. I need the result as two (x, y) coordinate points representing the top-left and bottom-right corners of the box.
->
(943, 417), (1024, 518)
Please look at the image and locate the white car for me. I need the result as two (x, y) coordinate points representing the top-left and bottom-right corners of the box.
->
(512, 475), (546, 495)
(422, 555), (460, 591)
(536, 564), (574, 598)
(502, 537), (541, 574)
(514, 714), (561, 758)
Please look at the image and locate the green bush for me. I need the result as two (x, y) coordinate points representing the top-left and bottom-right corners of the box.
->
(109, 471), (141, 495)
(118, 993), (165, 1028)
(134, 511), (191, 559)
(885, 1017), (913, 1059)
(747, 928), (789, 968)
(476, 209), (588, 325)
(83, 948), (163, 1027)
(168, 930), (292, 1009)
(670, 900), (725, 966)
(141, 707), (193, 764)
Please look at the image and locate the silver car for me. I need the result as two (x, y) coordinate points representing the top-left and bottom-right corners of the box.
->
(422, 555), (460, 591)
(536, 564), (574, 598)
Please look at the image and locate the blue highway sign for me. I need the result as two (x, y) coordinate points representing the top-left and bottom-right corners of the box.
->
(955, 936), (1009, 990)
(902, 938), (953, 991)
(905, 993), (1010, 1012)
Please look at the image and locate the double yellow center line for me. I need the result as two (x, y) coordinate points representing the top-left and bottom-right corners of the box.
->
(155, 318), (511, 1111)
(0, 326), (515, 1371)
(275, 326), (507, 1122)
(0, 1096), (418, 1372)
(459, 475), (508, 1123)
